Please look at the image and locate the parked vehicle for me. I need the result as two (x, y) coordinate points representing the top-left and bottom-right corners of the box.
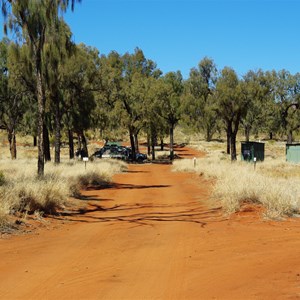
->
(90, 143), (147, 162)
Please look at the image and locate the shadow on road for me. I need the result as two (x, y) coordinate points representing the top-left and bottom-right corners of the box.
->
(87, 183), (171, 191)
(52, 201), (224, 228)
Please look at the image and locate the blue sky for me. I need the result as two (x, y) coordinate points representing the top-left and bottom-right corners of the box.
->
(2, 0), (300, 78)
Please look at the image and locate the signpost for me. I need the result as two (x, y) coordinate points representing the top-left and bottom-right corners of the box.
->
(83, 157), (89, 169)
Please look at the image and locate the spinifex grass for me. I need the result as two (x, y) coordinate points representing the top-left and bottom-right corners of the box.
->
(173, 143), (300, 219)
(0, 158), (127, 229)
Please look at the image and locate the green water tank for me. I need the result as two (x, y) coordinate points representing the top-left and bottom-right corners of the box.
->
(286, 144), (300, 163)
(241, 141), (265, 162)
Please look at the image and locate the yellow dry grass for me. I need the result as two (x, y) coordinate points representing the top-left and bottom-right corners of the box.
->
(0, 147), (127, 229)
(173, 139), (300, 219)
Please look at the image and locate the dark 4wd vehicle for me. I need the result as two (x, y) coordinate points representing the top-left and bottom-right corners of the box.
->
(91, 143), (147, 162)
(135, 152), (147, 162)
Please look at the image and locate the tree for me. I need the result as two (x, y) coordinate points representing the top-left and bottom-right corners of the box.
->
(44, 20), (74, 163)
(1, 0), (80, 176)
(182, 57), (218, 141)
(216, 67), (248, 160)
(61, 43), (98, 158)
(120, 48), (160, 159)
(0, 39), (33, 159)
(240, 70), (273, 141)
(270, 70), (300, 143)
(97, 48), (160, 161)
(142, 76), (167, 160)
(160, 71), (184, 160)
(92, 52), (125, 142)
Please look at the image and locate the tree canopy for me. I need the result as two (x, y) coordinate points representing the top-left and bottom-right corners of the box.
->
(1, 1), (300, 166)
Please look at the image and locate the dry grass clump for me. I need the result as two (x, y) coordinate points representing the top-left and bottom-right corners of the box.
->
(257, 158), (300, 179)
(173, 156), (300, 219)
(58, 159), (127, 197)
(0, 158), (127, 229)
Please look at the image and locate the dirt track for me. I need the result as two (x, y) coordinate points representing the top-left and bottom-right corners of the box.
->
(1, 147), (300, 299)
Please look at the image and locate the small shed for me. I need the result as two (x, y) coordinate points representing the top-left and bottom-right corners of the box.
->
(286, 144), (300, 163)
(241, 141), (265, 162)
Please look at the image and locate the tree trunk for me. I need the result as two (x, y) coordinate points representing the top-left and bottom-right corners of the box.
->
(269, 132), (273, 140)
(134, 133), (139, 153)
(54, 98), (61, 164)
(43, 124), (51, 162)
(68, 130), (74, 159)
(287, 131), (293, 144)
(129, 131), (136, 161)
(245, 125), (250, 142)
(206, 128), (212, 142)
(147, 133), (151, 156)
(160, 139), (164, 151)
(81, 131), (88, 157)
(36, 64), (45, 177)
(151, 130), (155, 161)
(230, 132), (237, 161)
(8, 129), (17, 160)
(231, 113), (241, 161)
(33, 136), (37, 147)
(77, 132), (82, 151)
(226, 125), (230, 155)
(170, 124), (175, 161)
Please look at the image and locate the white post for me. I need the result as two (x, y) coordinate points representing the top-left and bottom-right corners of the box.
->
(83, 157), (89, 170)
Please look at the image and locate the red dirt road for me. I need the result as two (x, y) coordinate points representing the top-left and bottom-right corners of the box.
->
(1, 147), (300, 299)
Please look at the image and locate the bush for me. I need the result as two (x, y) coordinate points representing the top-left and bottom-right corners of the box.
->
(1, 173), (69, 215)
(68, 170), (111, 197)
(173, 157), (300, 219)
(0, 158), (127, 224)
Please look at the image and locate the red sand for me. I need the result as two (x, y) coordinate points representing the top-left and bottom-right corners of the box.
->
(1, 146), (300, 299)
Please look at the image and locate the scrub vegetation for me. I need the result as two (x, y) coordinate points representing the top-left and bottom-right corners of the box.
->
(1, 1), (300, 226)
(173, 140), (300, 220)
(0, 157), (126, 230)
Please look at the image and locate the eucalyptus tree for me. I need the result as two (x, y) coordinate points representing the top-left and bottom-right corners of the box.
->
(216, 67), (248, 160)
(160, 71), (184, 160)
(4, 42), (32, 159)
(119, 48), (161, 159)
(140, 76), (168, 159)
(1, 0), (80, 176)
(270, 70), (300, 143)
(0, 38), (8, 122)
(0, 39), (33, 159)
(7, 42), (39, 147)
(44, 20), (74, 163)
(93, 51), (125, 142)
(240, 70), (273, 141)
(61, 43), (98, 158)
(0, 38), (17, 158)
(182, 57), (218, 141)
(96, 48), (162, 159)
(97, 48), (160, 160)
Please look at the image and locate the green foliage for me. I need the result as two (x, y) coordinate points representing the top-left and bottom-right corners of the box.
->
(268, 70), (300, 142)
(0, 0), (80, 175)
(182, 57), (219, 141)
(216, 67), (248, 160)
(61, 43), (98, 133)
